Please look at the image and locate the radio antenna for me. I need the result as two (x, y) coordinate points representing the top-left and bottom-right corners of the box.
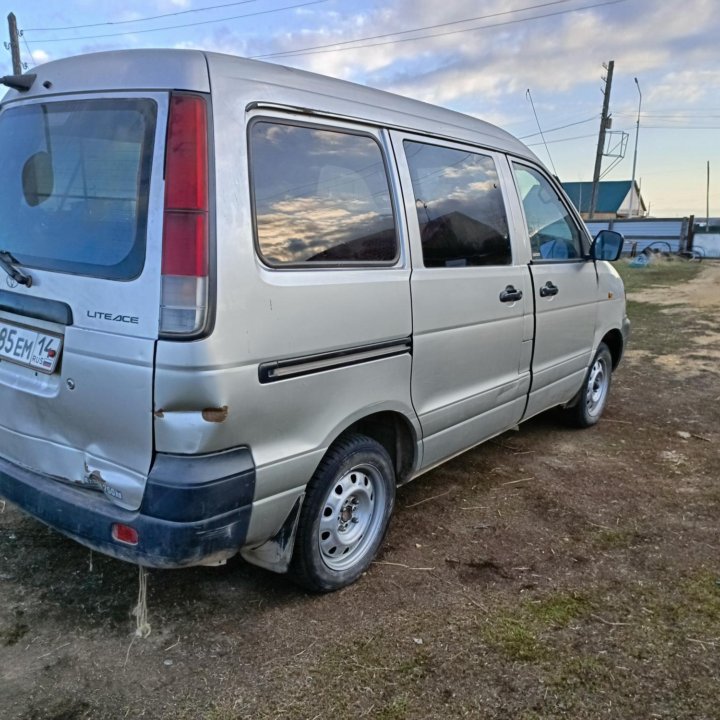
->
(526, 88), (558, 176)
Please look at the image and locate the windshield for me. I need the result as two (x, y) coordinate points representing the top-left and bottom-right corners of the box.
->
(0, 98), (156, 279)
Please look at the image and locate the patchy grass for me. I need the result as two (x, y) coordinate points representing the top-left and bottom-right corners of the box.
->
(482, 614), (545, 662)
(0, 619), (28, 647)
(481, 591), (592, 662)
(615, 256), (703, 293)
(2, 262), (720, 720)
(625, 299), (696, 355)
(526, 592), (592, 626)
(592, 527), (646, 550)
(375, 697), (410, 720)
(545, 655), (615, 690)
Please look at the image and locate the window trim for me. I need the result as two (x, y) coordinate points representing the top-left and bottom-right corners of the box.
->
(401, 137), (514, 269)
(247, 115), (401, 270)
(509, 158), (591, 265)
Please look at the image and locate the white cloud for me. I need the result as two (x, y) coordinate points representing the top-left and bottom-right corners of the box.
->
(246, 0), (718, 115)
(647, 70), (720, 106)
(31, 49), (50, 64)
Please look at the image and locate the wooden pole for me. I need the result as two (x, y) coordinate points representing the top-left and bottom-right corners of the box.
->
(589, 60), (614, 220)
(7, 13), (22, 75)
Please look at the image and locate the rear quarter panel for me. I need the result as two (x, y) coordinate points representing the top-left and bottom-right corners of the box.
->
(154, 57), (418, 542)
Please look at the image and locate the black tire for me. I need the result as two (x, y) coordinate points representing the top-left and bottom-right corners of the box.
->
(564, 342), (613, 428)
(290, 433), (395, 592)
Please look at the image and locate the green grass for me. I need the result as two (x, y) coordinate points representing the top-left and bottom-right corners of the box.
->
(375, 696), (410, 720)
(612, 257), (712, 356)
(615, 256), (702, 293)
(679, 572), (720, 624)
(592, 528), (645, 550)
(482, 615), (545, 661)
(546, 656), (614, 690)
(526, 593), (592, 626)
(625, 298), (714, 355)
(481, 591), (592, 662)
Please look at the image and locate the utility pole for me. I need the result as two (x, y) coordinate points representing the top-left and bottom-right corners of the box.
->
(589, 60), (614, 220)
(706, 161), (710, 227)
(628, 77), (642, 218)
(6, 13), (22, 75)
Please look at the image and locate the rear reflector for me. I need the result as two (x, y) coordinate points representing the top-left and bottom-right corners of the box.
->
(112, 523), (139, 546)
(161, 93), (209, 337)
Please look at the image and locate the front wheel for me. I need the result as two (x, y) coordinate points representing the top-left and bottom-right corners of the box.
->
(290, 434), (395, 592)
(565, 342), (613, 428)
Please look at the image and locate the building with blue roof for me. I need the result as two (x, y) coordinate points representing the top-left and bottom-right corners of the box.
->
(561, 180), (647, 220)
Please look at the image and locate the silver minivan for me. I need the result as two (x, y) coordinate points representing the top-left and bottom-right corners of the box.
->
(0, 50), (628, 591)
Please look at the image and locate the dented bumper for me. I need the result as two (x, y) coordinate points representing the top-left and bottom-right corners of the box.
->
(0, 447), (256, 568)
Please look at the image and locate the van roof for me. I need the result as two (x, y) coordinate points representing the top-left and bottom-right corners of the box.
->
(2, 48), (538, 162)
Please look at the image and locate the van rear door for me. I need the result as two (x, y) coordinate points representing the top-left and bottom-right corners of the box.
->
(0, 92), (168, 511)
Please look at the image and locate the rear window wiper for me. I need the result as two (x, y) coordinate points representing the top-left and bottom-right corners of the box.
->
(0, 250), (33, 287)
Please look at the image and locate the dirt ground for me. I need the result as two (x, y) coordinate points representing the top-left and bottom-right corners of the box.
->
(1, 259), (719, 720)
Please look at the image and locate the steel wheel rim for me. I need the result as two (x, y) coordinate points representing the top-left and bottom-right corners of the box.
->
(585, 355), (609, 417)
(317, 463), (386, 571)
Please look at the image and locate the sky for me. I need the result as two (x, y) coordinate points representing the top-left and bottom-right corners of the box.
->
(2, 0), (719, 218)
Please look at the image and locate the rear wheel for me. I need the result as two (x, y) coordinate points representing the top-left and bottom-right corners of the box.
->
(565, 342), (613, 428)
(290, 434), (395, 592)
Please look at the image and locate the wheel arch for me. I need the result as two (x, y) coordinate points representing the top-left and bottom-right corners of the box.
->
(340, 410), (420, 485)
(600, 328), (624, 369)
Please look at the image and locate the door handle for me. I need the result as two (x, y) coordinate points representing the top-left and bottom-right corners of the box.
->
(499, 285), (523, 303)
(539, 281), (559, 297)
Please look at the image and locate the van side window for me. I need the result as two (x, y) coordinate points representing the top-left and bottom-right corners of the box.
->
(249, 121), (398, 266)
(512, 164), (584, 261)
(403, 141), (511, 267)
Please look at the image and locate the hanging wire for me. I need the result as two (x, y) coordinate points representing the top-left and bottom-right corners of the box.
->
(24, 0), (329, 43)
(25, 0), (261, 32)
(526, 88), (558, 176)
(21, 30), (33, 70)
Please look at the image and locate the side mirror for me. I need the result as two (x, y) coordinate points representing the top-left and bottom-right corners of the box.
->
(590, 229), (624, 261)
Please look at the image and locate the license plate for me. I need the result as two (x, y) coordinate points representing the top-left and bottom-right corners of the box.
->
(0, 320), (63, 374)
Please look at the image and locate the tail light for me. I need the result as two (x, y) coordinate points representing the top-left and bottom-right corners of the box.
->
(160, 93), (209, 336)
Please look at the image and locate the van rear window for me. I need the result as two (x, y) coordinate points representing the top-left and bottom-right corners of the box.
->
(249, 121), (398, 266)
(0, 98), (156, 280)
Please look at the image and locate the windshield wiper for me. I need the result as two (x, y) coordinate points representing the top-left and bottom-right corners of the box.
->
(0, 251), (32, 287)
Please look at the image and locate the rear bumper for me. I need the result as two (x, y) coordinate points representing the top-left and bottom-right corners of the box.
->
(0, 447), (256, 568)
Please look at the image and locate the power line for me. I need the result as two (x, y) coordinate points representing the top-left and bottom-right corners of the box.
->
(251, 0), (628, 59)
(641, 125), (720, 130)
(24, 0), (329, 43)
(25, 1), (261, 32)
(525, 123), (720, 147)
(254, 0), (576, 58)
(519, 114), (599, 139)
(615, 112), (720, 119)
(21, 30), (34, 67)
(525, 132), (598, 147)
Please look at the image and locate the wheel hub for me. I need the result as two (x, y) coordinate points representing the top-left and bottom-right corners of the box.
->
(317, 465), (385, 571)
(585, 356), (609, 416)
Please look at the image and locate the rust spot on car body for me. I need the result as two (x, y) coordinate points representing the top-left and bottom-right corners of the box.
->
(202, 406), (229, 423)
